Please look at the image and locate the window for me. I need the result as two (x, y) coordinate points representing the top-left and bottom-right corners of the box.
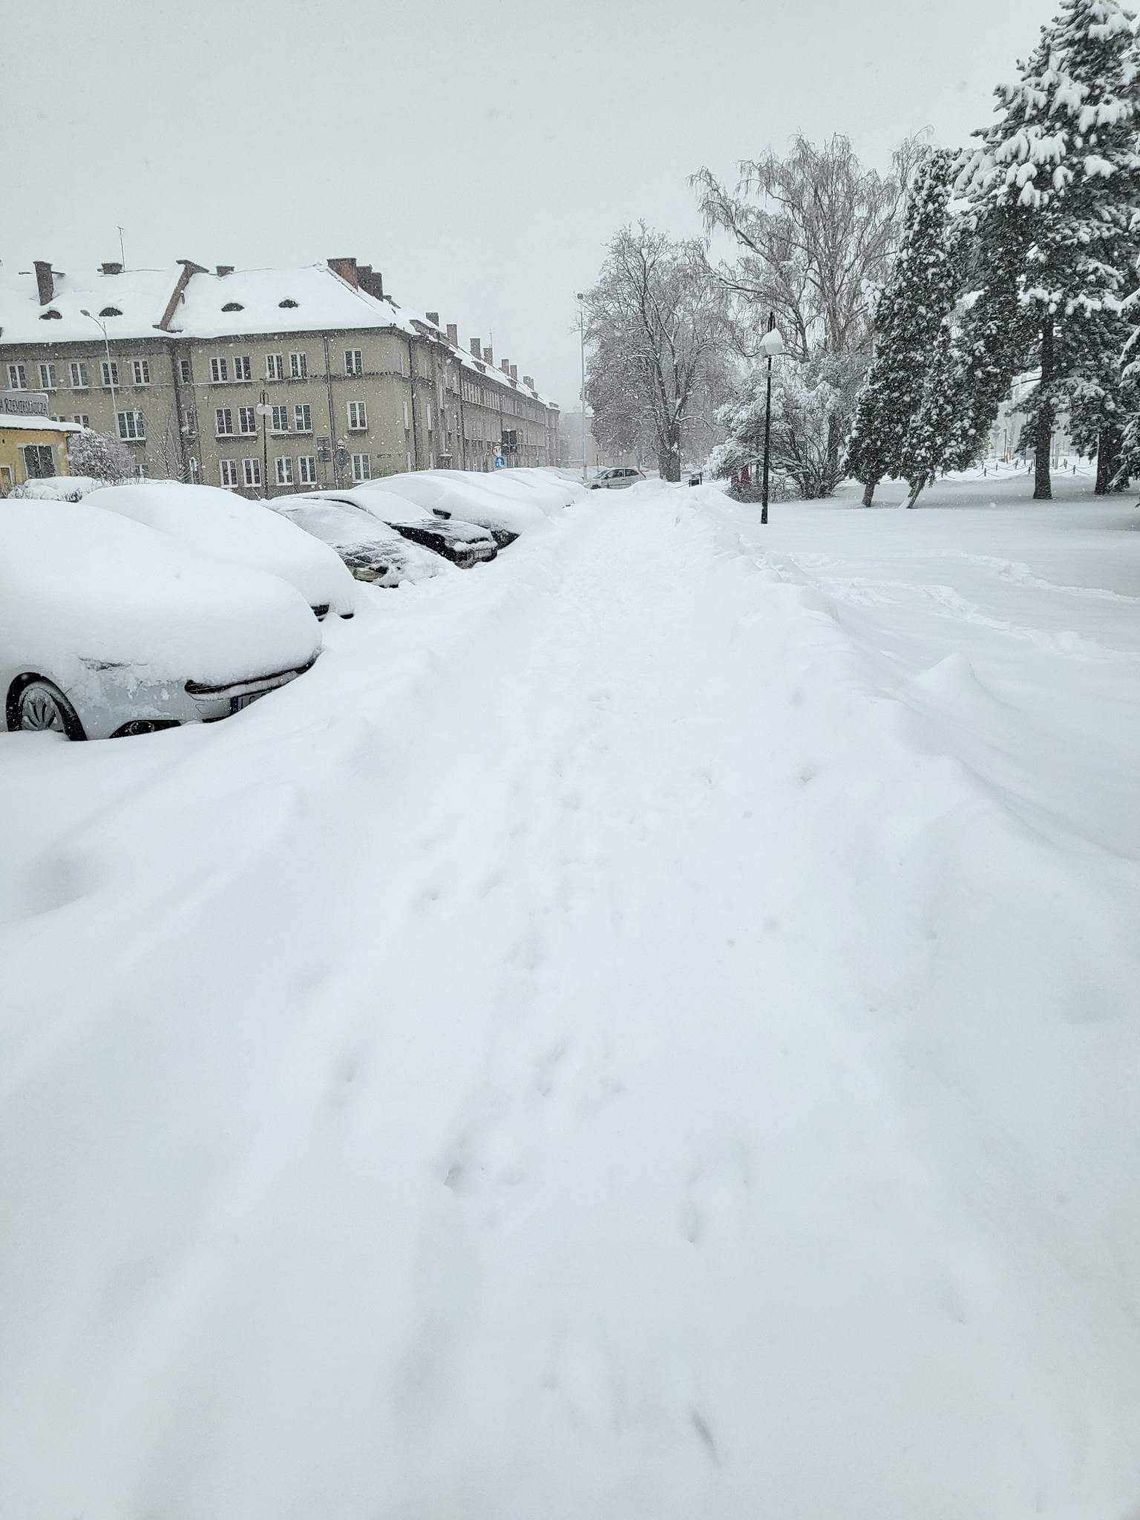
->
(242, 457), (262, 487)
(72, 413), (90, 428)
(99, 305), (122, 318)
(238, 406), (257, 435)
(22, 444), (55, 478)
(279, 298), (298, 309)
(210, 356), (229, 383)
(215, 407), (234, 436)
(38, 362), (58, 390)
(271, 405), (290, 432)
(344, 349), (363, 376)
(220, 459), (239, 487)
(101, 360), (119, 388)
(234, 355), (252, 381)
(351, 453), (371, 481)
(298, 455), (317, 484)
(222, 301), (244, 313)
(69, 361), (89, 388)
(7, 363), (27, 389)
(294, 403), (312, 433)
(276, 456), (294, 485)
(179, 358), (192, 383)
(289, 352), (307, 379)
(348, 400), (367, 431)
(132, 358), (151, 386)
(266, 353), (284, 380)
(180, 406), (196, 436)
(117, 410), (146, 441)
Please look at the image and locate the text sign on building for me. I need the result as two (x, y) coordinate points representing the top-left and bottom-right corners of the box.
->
(1, 390), (50, 418)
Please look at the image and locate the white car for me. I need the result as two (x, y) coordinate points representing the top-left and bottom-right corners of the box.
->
(267, 495), (452, 586)
(89, 481), (357, 620)
(372, 472), (546, 546)
(11, 474), (102, 502)
(0, 503), (321, 740)
(590, 467), (646, 490)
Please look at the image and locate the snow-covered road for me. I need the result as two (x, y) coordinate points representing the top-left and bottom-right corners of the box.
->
(3, 476), (1140, 1518)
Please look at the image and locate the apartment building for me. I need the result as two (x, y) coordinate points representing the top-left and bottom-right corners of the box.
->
(0, 257), (560, 495)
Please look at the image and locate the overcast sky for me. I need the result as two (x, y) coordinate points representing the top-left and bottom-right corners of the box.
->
(6, 0), (1059, 408)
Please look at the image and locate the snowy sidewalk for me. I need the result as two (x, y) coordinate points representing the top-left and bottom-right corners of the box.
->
(1, 480), (1139, 1519)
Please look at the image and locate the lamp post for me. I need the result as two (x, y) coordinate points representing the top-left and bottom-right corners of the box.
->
(758, 312), (785, 526)
(255, 394), (273, 495)
(79, 308), (117, 421)
(576, 291), (587, 484)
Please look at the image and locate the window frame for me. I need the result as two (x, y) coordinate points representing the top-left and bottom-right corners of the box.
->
(344, 349), (363, 377)
(275, 456), (294, 485)
(219, 458), (239, 487)
(215, 406), (235, 437)
(298, 455), (317, 484)
(293, 403), (312, 434)
(289, 351), (307, 380)
(100, 359), (119, 389)
(209, 356), (229, 383)
(242, 457), (262, 488)
(116, 409), (146, 441)
(347, 400), (367, 432)
(351, 452), (371, 482)
(132, 358), (151, 386)
(233, 355), (252, 381)
(7, 363), (27, 389)
(266, 353), (284, 380)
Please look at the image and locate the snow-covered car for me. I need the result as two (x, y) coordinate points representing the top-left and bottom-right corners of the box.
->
(590, 467), (646, 490)
(371, 472), (546, 546)
(267, 495), (453, 586)
(0, 503), (320, 740)
(11, 474), (102, 502)
(88, 481), (357, 620)
(304, 486), (498, 568)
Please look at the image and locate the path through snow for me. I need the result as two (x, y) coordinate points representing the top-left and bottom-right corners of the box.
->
(1, 477), (1139, 1519)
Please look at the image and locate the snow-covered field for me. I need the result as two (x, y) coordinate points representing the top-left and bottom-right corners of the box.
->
(2, 471), (1139, 1519)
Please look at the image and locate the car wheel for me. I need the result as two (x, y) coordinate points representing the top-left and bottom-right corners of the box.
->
(7, 676), (87, 740)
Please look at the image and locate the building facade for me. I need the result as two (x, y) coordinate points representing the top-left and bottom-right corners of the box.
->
(0, 257), (560, 496)
(0, 389), (79, 494)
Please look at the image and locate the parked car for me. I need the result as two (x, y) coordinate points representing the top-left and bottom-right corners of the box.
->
(590, 467), (646, 490)
(89, 482), (357, 620)
(267, 495), (453, 586)
(11, 474), (102, 502)
(371, 472), (546, 546)
(0, 503), (320, 740)
(307, 486), (498, 568)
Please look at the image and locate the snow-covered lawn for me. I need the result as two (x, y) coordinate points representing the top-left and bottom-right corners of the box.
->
(2, 472), (1138, 1518)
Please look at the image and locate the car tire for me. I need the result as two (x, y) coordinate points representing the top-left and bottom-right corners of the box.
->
(6, 676), (87, 740)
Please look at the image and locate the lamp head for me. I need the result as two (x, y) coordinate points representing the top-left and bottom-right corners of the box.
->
(759, 327), (785, 359)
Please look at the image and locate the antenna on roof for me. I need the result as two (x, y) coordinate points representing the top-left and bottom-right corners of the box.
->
(117, 226), (126, 268)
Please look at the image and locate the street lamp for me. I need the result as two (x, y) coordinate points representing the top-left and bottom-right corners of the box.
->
(255, 394), (273, 495)
(79, 308), (117, 420)
(758, 313), (785, 526)
(576, 291), (587, 484)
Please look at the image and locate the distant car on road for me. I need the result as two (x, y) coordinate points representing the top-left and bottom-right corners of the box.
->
(590, 467), (646, 491)
(268, 494), (453, 586)
(89, 481), (358, 620)
(0, 503), (320, 740)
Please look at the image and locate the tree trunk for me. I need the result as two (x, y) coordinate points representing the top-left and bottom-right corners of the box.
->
(658, 425), (682, 483)
(905, 475), (925, 509)
(1033, 315), (1054, 501)
(862, 479), (877, 507)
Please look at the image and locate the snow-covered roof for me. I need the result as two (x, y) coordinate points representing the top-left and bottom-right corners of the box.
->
(0, 260), (558, 406)
(0, 413), (81, 433)
(168, 264), (418, 340)
(0, 266), (179, 344)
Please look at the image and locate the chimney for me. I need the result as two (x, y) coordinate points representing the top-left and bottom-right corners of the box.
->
(33, 260), (55, 305)
(470, 337), (482, 356)
(426, 310), (440, 327)
(327, 256), (360, 288)
(500, 359), (510, 374)
(446, 322), (458, 346)
(483, 345), (493, 364)
(357, 265), (384, 300)
(523, 375), (534, 388)
(215, 264), (234, 277)
(509, 364), (518, 383)
(100, 261), (123, 276)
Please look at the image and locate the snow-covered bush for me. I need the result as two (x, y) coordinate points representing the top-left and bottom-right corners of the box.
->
(66, 429), (134, 484)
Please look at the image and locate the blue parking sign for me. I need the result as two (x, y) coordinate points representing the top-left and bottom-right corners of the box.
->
(493, 454), (505, 469)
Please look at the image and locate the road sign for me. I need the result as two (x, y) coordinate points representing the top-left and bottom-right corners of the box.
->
(493, 454), (505, 469)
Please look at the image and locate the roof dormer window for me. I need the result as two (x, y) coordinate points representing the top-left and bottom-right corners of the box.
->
(221, 301), (244, 312)
(278, 298), (298, 309)
(99, 306), (122, 317)
(40, 309), (62, 319)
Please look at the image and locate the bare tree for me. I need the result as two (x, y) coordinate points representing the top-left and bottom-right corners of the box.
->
(583, 224), (729, 482)
(694, 135), (921, 359)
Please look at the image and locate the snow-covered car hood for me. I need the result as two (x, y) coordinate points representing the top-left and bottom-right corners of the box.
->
(305, 486), (495, 546)
(88, 482), (357, 616)
(0, 503), (321, 689)
(268, 498), (451, 584)
(379, 473), (547, 536)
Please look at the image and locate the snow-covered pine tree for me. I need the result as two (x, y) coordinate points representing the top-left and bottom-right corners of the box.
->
(844, 149), (961, 506)
(959, 0), (1140, 500)
(1113, 229), (1140, 485)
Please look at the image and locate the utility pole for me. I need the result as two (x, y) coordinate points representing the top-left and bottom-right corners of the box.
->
(79, 309), (117, 421)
